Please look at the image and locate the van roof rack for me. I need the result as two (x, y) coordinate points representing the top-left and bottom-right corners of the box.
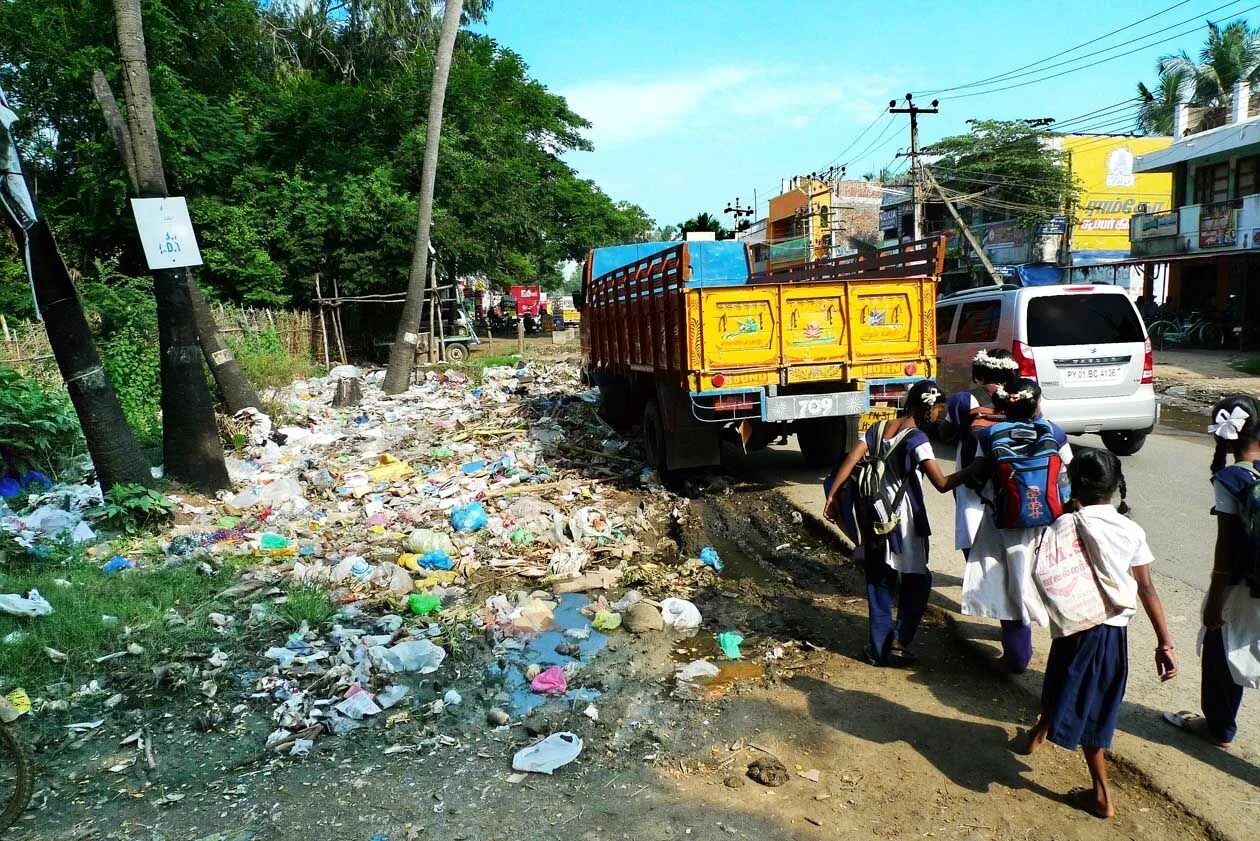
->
(938, 283), (1021, 301)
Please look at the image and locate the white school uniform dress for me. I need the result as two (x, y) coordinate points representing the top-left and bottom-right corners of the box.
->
(961, 423), (1074, 626)
(1206, 477), (1260, 688)
(946, 391), (986, 551)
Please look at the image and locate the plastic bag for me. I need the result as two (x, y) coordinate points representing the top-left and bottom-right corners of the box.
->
(660, 598), (702, 630)
(592, 609), (621, 631)
(0, 590), (52, 618)
(408, 593), (442, 616)
(405, 529), (457, 556)
(530, 665), (568, 696)
(334, 688), (382, 720)
(381, 639), (446, 674)
(547, 547), (587, 579)
(676, 659), (720, 682)
(511, 597), (555, 633)
(699, 546), (723, 571)
(568, 507), (612, 543)
(101, 556), (135, 575)
(451, 502), (488, 533)
(366, 454), (415, 483)
(512, 732), (584, 775)
(716, 631), (744, 659)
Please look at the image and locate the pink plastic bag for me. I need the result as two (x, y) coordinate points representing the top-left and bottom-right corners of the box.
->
(530, 665), (568, 696)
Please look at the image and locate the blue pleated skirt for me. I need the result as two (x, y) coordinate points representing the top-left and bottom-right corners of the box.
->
(1041, 623), (1128, 750)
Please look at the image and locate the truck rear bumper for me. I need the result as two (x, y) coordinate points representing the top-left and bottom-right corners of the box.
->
(762, 391), (870, 422)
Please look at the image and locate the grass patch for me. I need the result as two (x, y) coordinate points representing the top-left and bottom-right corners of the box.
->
(1229, 355), (1260, 376)
(473, 352), (522, 369)
(0, 548), (237, 692)
(280, 582), (336, 630)
(226, 327), (316, 390)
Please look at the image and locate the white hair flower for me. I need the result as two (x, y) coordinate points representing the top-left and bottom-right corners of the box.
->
(996, 384), (1035, 403)
(973, 349), (1020, 371)
(1209, 406), (1250, 440)
(918, 387), (941, 407)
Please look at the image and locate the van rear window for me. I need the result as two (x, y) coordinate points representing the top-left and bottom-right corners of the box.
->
(1026, 295), (1143, 346)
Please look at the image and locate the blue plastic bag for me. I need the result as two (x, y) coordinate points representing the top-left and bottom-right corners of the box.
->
(101, 555), (135, 575)
(0, 477), (20, 498)
(20, 471), (52, 491)
(450, 502), (488, 532)
(699, 546), (723, 571)
(419, 549), (454, 570)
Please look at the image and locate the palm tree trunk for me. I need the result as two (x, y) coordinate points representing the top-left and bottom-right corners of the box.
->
(0, 93), (151, 490)
(382, 0), (465, 395)
(91, 70), (261, 414)
(112, 0), (229, 492)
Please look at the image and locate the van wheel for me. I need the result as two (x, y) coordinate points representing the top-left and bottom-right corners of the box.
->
(798, 416), (853, 468)
(1101, 430), (1147, 456)
(444, 342), (469, 363)
(643, 400), (667, 472)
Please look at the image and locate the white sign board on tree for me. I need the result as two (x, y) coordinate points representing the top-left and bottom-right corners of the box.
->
(130, 197), (203, 269)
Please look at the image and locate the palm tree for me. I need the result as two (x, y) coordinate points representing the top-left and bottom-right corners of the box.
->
(679, 212), (732, 240)
(1137, 65), (1195, 135)
(1137, 20), (1260, 134)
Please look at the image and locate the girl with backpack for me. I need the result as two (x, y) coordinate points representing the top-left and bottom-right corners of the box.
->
(1021, 448), (1178, 819)
(1164, 394), (1260, 747)
(824, 380), (971, 666)
(964, 378), (1073, 673)
(946, 349), (1019, 558)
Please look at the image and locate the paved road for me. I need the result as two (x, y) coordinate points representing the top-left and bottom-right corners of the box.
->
(735, 423), (1260, 841)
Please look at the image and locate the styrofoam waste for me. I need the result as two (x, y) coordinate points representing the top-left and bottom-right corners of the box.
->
(659, 598), (702, 630)
(512, 732), (584, 775)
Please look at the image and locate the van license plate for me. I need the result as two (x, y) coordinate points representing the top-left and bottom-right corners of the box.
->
(1063, 365), (1122, 384)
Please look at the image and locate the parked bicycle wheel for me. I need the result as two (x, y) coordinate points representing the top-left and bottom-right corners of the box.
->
(1198, 322), (1224, 348)
(0, 723), (32, 831)
(1146, 319), (1178, 349)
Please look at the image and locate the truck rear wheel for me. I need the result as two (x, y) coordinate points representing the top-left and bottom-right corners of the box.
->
(643, 400), (667, 472)
(598, 377), (635, 430)
(798, 416), (855, 469)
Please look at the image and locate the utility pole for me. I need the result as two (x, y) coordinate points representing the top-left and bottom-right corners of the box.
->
(922, 166), (1002, 285)
(1061, 150), (1075, 279)
(891, 94), (939, 240)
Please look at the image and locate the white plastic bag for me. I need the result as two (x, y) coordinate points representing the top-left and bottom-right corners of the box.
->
(659, 598), (702, 630)
(1222, 585), (1260, 689)
(0, 590), (52, 618)
(512, 732), (583, 774)
(381, 639), (446, 674)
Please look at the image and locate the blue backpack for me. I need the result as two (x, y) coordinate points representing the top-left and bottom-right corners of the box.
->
(983, 419), (1066, 529)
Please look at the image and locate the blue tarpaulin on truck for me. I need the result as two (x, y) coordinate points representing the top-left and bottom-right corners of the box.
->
(588, 241), (751, 288)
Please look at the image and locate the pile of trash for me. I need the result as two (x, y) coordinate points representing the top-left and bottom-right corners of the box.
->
(1, 360), (742, 777)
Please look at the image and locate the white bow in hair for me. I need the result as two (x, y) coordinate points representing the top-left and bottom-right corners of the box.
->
(1209, 406), (1250, 440)
(919, 388), (940, 406)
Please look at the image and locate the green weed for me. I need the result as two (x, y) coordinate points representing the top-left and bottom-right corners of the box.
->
(225, 327), (314, 390)
(0, 555), (233, 691)
(0, 366), (85, 481)
(88, 484), (176, 536)
(280, 582), (336, 630)
(1229, 355), (1260, 376)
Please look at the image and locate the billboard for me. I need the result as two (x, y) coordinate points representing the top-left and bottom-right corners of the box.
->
(1061, 135), (1174, 254)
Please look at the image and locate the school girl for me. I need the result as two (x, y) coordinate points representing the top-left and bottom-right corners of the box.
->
(1164, 394), (1260, 746)
(1021, 448), (1178, 819)
(825, 380), (969, 665)
(946, 348), (1019, 556)
(963, 378), (1073, 672)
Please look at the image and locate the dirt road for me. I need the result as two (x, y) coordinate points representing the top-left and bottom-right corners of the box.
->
(11, 490), (1208, 841)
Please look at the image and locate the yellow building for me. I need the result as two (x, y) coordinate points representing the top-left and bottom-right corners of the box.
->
(1060, 135), (1173, 263)
(766, 177), (832, 270)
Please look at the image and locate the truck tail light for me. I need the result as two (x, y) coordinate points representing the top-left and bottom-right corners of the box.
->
(903, 362), (918, 376)
(712, 373), (726, 388)
(1013, 340), (1038, 379)
(1142, 337), (1154, 384)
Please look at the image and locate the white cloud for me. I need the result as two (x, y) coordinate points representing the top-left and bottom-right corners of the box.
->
(563, 65), (896, 148)
(562, 66), (754, 146)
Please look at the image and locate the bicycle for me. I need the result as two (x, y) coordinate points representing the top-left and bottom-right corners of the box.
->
(0, 720), (32, 831)
(1147, 312), (1224, 350)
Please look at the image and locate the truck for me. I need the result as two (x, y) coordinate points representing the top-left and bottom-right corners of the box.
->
(575, 237), (944, 471)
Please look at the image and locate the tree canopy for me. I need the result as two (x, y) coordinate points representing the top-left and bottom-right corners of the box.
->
(1137, 19), (1260, 134)
(0, 0), (652, 316)
(925, 120), (1079, 227)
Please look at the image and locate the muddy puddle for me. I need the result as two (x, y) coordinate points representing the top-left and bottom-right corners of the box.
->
(487, 592), (606, 715)
(1159, 400), (1210, 435)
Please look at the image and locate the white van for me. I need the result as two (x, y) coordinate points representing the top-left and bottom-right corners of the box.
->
(936, 284), (1157, 455)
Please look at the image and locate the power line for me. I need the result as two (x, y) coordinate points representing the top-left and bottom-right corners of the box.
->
(820, 108), (891, 170)
(917, 0), (1198, 96)
(938, 1), (1260, 102)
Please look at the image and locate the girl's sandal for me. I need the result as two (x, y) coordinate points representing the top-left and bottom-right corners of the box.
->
(1162, 710), (1232, 748)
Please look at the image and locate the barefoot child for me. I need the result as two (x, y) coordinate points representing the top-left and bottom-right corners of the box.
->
(825, 381), (970, 665)
(965, 378), (1073, 672)
(1165, 394), (1260, 746)
(1023, 448), (1178, 819)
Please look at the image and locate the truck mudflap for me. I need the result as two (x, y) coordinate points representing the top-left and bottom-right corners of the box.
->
(762, 391), (869, 422)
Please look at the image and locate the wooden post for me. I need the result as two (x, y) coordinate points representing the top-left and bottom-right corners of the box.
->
(0, 313), (9, 343)
(331, 277), (348, 364)
(517, 316), (525, 357)
(315, 274), (332, 370)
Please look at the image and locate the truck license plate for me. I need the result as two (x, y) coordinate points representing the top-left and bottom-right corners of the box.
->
(1063, 365), (1123, 385)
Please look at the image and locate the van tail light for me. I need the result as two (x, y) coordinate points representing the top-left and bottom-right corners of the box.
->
(1013, 340), (1038, 379)
(1141, 337), (1154, 384)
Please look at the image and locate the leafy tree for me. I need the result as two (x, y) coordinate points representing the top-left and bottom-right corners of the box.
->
(1138, 65), (1195, 136)
(924, 120), (1079, 227)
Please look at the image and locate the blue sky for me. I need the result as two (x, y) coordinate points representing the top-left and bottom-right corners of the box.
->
(474, 0), (1249, 228)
